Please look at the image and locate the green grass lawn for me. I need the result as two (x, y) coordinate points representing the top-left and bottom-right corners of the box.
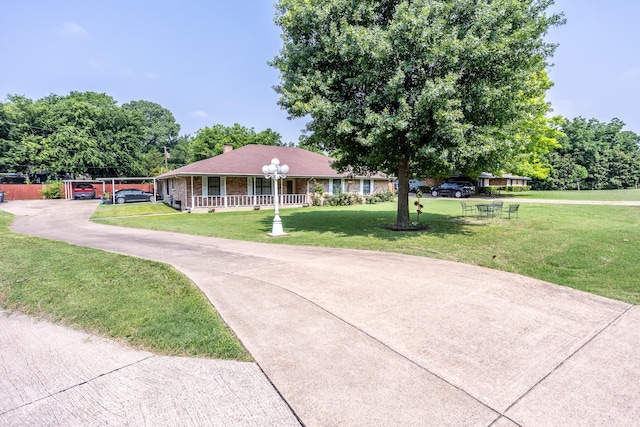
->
(94, 196), (640, 305)
(505, 188), (640, 201)
(91, 201), (178, 219)
(0, 210), (250, 361)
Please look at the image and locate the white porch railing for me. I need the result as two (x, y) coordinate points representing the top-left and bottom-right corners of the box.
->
(192, 194), (307, 209)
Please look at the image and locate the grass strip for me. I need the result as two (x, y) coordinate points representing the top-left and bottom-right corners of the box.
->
(508, 188), (640, 201)
(0, 210), (250, 361)
(90, 201), (178, 219)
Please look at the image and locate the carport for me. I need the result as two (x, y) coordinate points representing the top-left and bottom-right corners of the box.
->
(63, 178), (157, 203)
(63, 180), (105, 200)
(96, 177), (157, 204)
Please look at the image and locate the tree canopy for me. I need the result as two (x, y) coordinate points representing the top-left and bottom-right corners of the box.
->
(122, 100), (181, 153)
(188, 123), (283, 162)
(272, 0), (564, 226)
(533, 117), (640, 190)
(0, 92), (145, 178)
(0, 93), (281, 179)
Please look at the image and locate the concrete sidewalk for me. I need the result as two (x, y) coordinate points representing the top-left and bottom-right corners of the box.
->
(0, 309), (299, 426)
(1, 200), (639, 426)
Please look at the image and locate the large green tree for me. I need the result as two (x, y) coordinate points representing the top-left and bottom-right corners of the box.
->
(0, 92), (145, 178)
(0, 95), (46, 175)
(535, 117), (640, 190)
(272, 0), (563, 226)
(502, 71), (563, 180)
(122, 100), (181, 153)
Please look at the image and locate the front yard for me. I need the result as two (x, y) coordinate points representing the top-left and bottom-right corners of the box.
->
(93, 196), (640, 305)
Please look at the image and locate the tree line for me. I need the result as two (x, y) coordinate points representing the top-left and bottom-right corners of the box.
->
(531, 117), (640, 190)
(2, 91), (639, 190)
(0, 92), (284, 181)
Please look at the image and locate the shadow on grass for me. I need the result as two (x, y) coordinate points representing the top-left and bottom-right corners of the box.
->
(262, 208), (484, 241)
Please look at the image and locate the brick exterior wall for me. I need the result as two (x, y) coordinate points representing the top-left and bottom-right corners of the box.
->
(192, 177), (202, 197)
(294, 178), (309, 194)
(226, 177), (247, 195)
(342, 179), (355, 193)
(373, 180), (393, 193)
(423, 178), (444, 186)
(306, 178), (391, 195)
(315, 179), (330, 193)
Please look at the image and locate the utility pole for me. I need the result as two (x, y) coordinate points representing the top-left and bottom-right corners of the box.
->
(163, 146), (170, 171)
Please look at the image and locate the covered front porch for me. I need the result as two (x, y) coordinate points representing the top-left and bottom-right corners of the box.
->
(159, 175), (311, 211)
(192, 193), (308, 210)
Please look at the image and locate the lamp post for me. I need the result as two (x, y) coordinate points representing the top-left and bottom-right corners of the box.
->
(262, 158), (289, 236)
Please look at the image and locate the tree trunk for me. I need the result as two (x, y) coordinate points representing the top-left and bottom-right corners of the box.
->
(395, 156), (411, 227)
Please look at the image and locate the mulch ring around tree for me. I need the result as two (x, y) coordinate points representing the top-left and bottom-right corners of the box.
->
(384, 223), (431, 232)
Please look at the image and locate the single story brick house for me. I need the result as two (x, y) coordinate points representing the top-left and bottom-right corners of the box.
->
(156, 145), (393, 211)
(419, 173), (530, 193)
(477, 172), (531, 188)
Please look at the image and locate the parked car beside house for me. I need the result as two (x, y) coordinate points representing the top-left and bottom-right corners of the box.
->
(114, 188), (154, 204)
(430, 182), (475, 198)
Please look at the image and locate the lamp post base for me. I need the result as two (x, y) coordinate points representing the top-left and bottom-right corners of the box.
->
(268, 214), (288, 237)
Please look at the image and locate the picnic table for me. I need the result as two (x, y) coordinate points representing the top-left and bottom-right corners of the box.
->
(475, 202), (520, 219)
(476, 202), (503, 219)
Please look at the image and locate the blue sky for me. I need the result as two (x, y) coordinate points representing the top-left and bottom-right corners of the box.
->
(1, 1), (639, 145)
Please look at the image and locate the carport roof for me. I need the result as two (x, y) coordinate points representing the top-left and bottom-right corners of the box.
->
(156, 145), (389, 179)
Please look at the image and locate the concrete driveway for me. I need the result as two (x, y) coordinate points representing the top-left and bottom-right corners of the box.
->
(1, 199), (638, 426)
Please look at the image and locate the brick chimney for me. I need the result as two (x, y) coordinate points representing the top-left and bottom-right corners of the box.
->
(223, 144), (233, 153)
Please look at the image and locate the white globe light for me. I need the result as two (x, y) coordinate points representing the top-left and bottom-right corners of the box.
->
(271, 158), (280, 166)
(268, 164), (277, 173)
(262, 165), (269, 174)
(280, 165), (289, 174)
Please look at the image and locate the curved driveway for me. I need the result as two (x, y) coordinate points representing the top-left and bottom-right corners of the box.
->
(2, 200), (639, 426)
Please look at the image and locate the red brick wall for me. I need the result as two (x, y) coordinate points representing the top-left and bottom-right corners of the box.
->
(226, 177), (248, 195)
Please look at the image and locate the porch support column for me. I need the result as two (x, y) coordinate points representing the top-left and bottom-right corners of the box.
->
(191, 176), (194, 209)
(222, 177), (227, 208)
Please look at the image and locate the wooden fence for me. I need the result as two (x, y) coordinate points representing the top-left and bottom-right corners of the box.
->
(0, 184), (44, 200)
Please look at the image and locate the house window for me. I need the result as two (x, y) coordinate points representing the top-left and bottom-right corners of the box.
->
(363, 179), (371, 194)
(333, 179), (342, 194)
(255, 178), (272, 195)
(208, 177), (221, 195)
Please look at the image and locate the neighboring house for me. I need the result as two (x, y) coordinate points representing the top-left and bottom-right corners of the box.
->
(155, 145), (393, 211)
(477, 172), (531, 189)
(418, 173), (531, 194)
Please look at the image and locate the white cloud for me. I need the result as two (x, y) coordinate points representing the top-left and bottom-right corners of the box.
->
(60, 22), (88, 36)
(191, 110), (209, 118)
